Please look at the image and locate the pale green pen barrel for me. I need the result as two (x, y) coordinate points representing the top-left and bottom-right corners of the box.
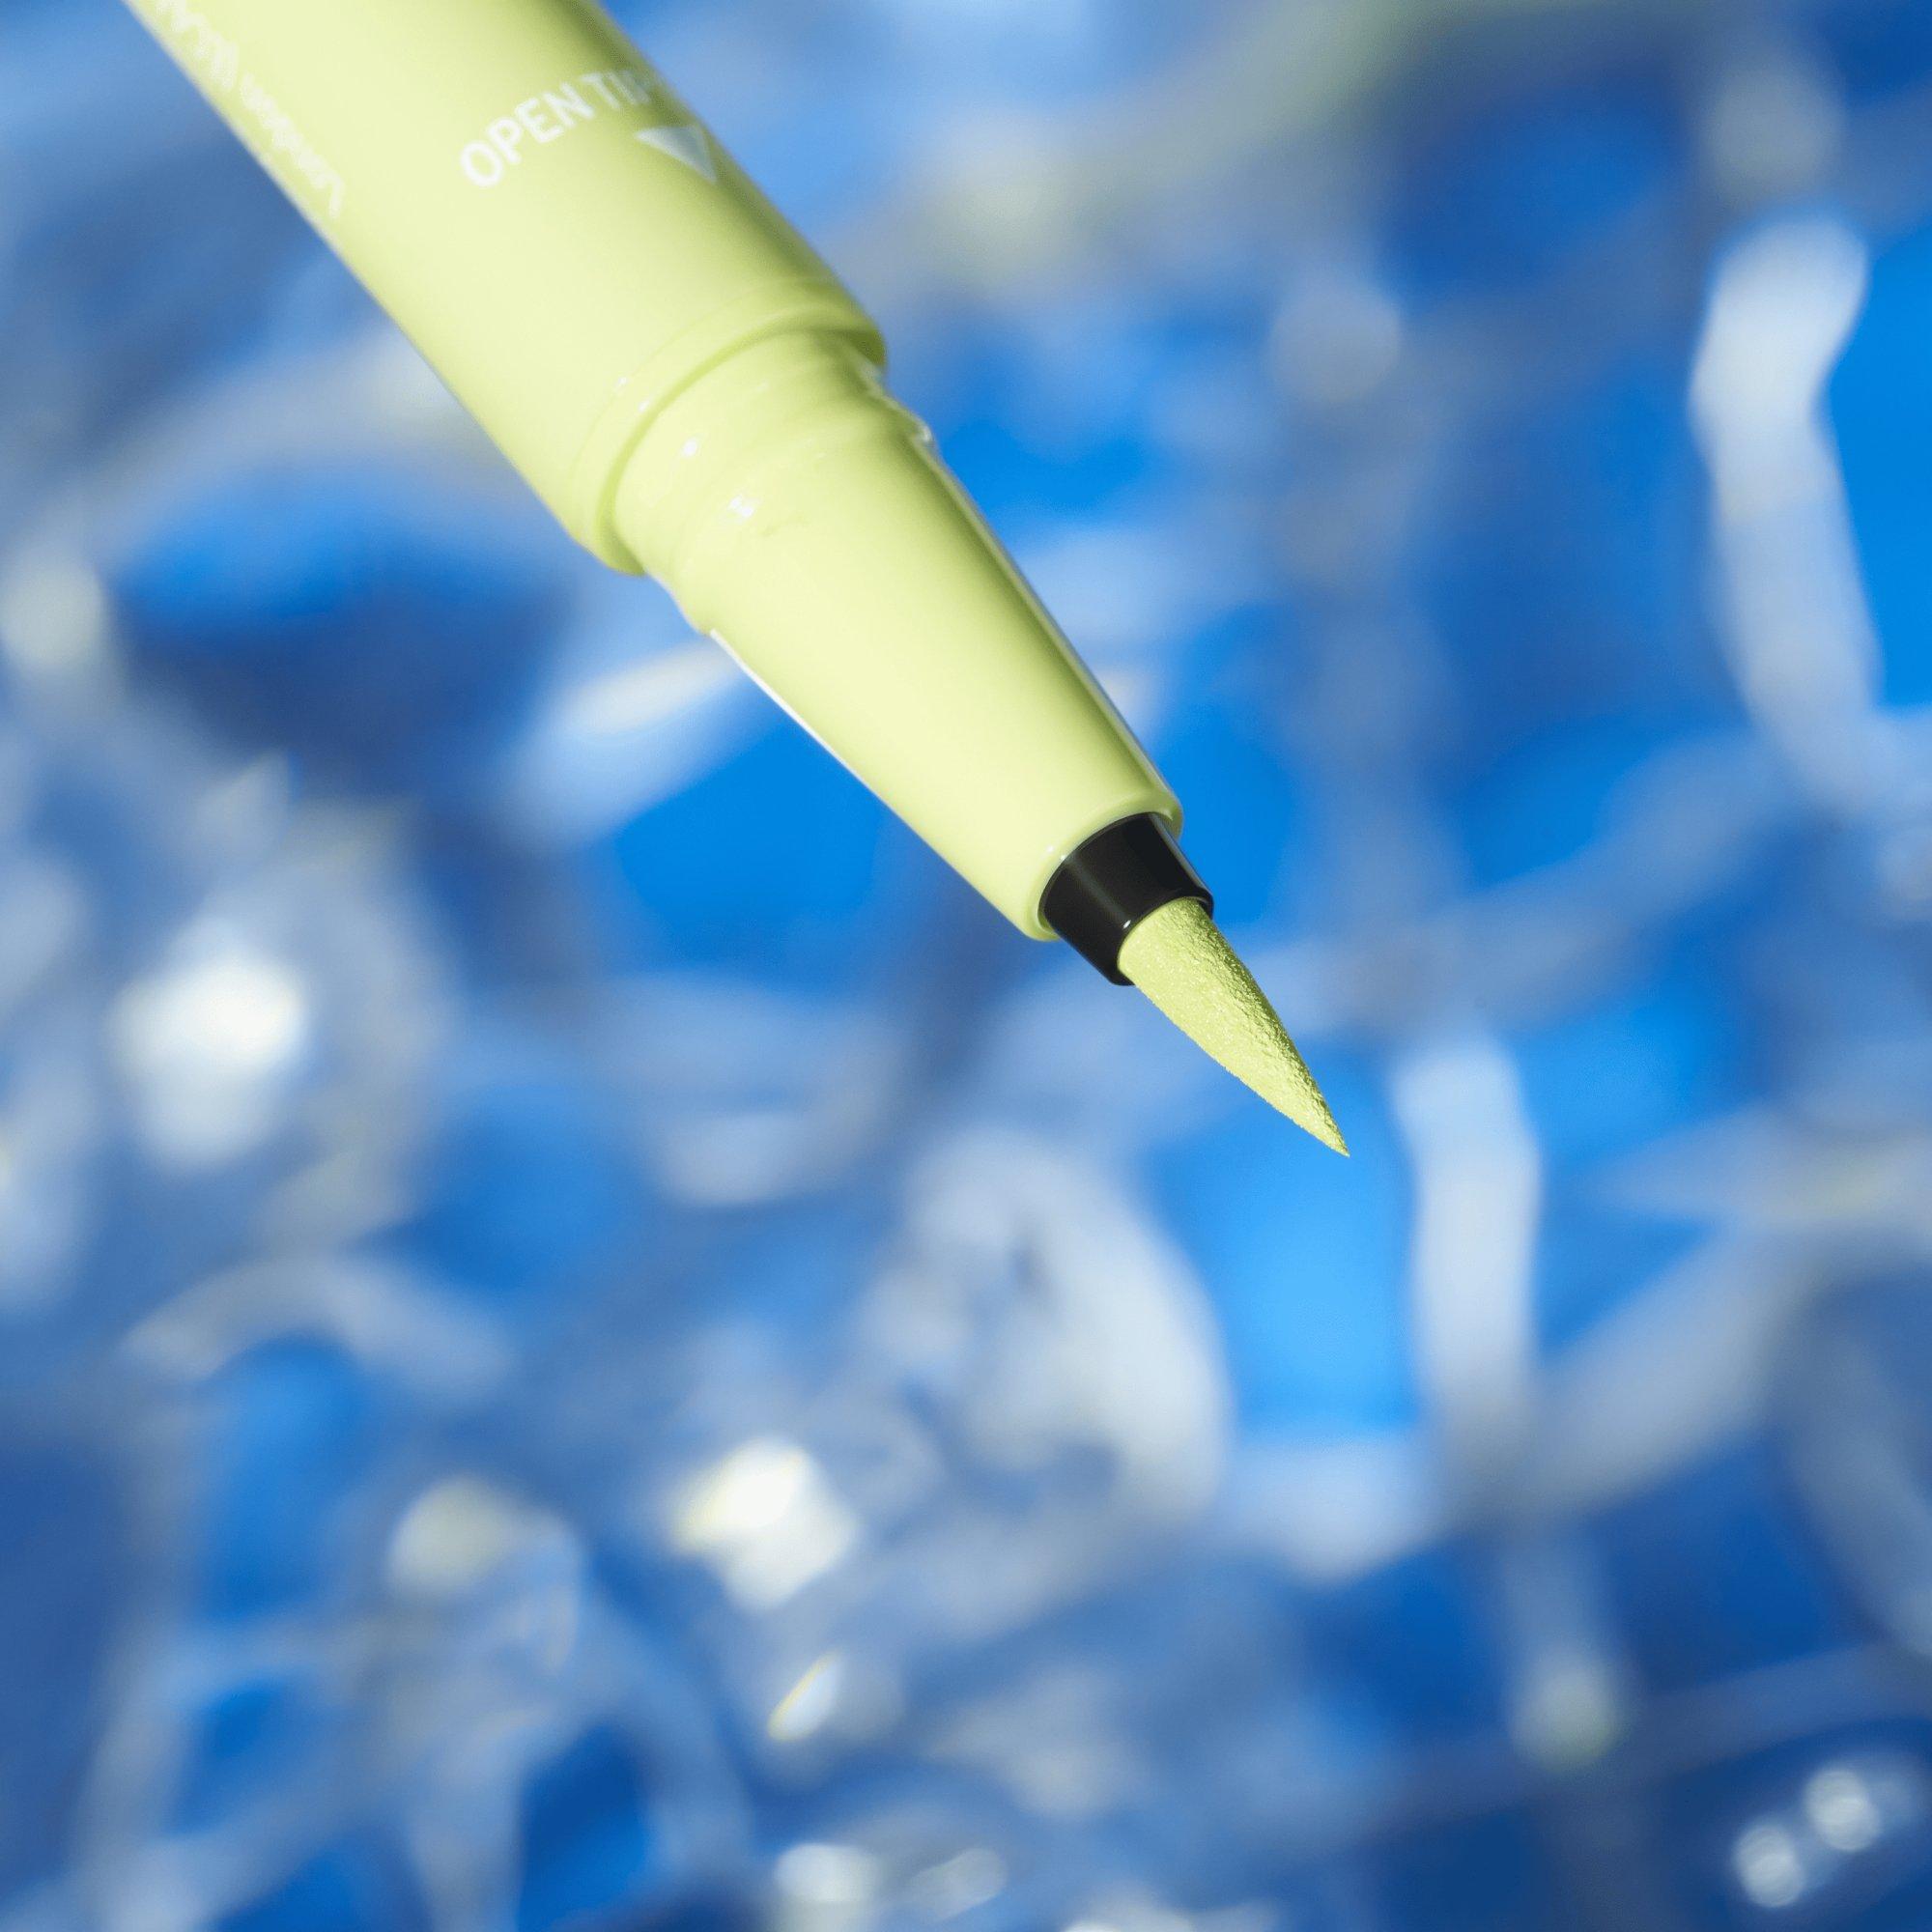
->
(122, 0), (1179, 934)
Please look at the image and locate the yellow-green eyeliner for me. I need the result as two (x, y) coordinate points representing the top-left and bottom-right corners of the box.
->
(124, 0), (1344, 1149)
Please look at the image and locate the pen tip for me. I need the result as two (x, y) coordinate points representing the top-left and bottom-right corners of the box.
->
(1119, 898), (1347, 1153)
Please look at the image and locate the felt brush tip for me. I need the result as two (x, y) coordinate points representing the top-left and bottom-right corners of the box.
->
(1118, 897), (1348, 1153)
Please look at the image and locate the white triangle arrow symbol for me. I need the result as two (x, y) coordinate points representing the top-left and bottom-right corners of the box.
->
(635, 123), (717, 182)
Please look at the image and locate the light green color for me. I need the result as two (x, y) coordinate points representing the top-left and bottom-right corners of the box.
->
(123, 0), (1175, 934)
(128, 0), (1344, 1130)
(125, 0), (876, 561)
(1120, 899), (1347, 1152)
(610, 332), (1176, 931)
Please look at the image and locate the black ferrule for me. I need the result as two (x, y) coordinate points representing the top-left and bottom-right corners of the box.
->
(1040, 814), (1212, 983)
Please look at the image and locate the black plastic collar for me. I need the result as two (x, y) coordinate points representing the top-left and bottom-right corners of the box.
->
(1040, 814), (1212, 983)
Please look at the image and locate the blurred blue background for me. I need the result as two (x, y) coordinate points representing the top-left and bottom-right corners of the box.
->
(7, 0), (1932, 1925)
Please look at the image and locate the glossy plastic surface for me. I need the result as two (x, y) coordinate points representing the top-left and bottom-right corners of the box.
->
(612, 331), (1176, 932)
(123, 0), (1179, 933)
(124, 0), (879, 559)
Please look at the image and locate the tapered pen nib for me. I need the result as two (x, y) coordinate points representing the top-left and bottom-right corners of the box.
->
(1118, 898), (1348, 1153)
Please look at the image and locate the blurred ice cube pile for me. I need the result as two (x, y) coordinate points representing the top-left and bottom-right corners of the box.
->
(10, 0), (1932, 1926)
